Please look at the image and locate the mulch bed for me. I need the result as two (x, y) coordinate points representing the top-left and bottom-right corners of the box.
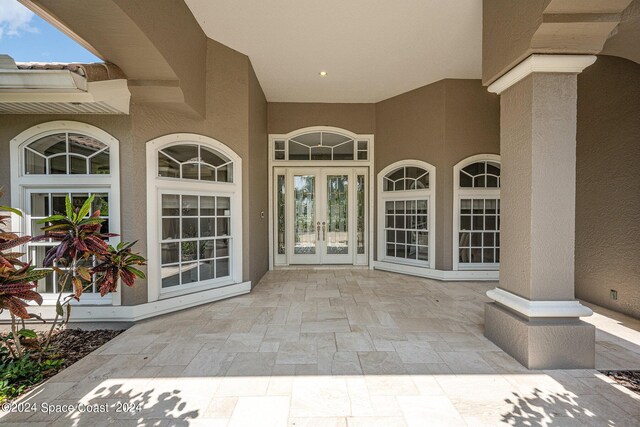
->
(602, 370), (640, 395)
(1, 329), (123, 402)
(45, 329), (123, 369)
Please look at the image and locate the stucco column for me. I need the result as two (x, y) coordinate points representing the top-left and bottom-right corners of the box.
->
(485, 55), (597, 369)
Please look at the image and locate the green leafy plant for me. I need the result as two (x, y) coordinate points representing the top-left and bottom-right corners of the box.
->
(0, 345), (63, 403)
(36, 194), (146, 352)
(0, 191), (145, 402)
(0, 194), (48, 358)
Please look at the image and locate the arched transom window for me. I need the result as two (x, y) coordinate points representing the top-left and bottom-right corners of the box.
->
(454, 155), (501, 270)
(377, 160), (435, 269)
(382, 166), (429, 192)
(459, 160), (500, 188)
(24, 132), (110, 175)
(158, 143), (233, 182)
(146, 134), (242, 302)
(272, 131), (370, 161)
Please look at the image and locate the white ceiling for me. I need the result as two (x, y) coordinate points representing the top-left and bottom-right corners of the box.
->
(185, 0), (482, 103)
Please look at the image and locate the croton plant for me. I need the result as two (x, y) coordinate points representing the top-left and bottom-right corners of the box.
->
(0, 192), (146, 357)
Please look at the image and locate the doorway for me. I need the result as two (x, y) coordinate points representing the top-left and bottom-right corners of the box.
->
(273, 167), (368, 266)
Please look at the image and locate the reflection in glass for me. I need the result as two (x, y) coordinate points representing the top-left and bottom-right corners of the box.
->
(161, 243), (179, 264)
(200, 260), (215, 281)
(216, 258), (230, 277)
(383, 196), (429, 263)
(326, 175), (348, 255)
(160, 194), (233, 288)
(162, 194), (180, 216)
(294, 175), (316, 254)
(25, 150), (46, 174)
(458, 197), (500, 265)
(277, 175), (285, 255)
(157, 144), (233, 182)
(181, 262), (198, 284)
(25, 133), (109, 176)
(50, 156), (66, 174)
(158, 152), (179, 178)
(161, 265), (180, 288)
(356, 175), (365, 255)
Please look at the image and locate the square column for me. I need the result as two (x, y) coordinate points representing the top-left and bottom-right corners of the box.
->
(485, 55), (597, 369)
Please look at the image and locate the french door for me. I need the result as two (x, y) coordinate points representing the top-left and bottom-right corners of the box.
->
(275, 167), (368, 265)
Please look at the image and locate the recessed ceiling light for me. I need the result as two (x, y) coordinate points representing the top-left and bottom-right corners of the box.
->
(319, 71), (327, 77)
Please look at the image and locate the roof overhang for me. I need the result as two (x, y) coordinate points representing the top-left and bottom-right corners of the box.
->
(0, 67), (130, 114)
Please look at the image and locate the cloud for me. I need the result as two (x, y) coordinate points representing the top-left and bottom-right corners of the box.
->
(0, 0), (38, 39)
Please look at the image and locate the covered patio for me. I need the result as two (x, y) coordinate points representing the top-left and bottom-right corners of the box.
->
(3, 268), (640, 426)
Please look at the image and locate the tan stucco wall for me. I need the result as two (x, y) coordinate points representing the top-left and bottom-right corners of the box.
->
(0, 38), (269, 305)
(576, 55), (640, 317)
(482, 0), (633, 85)
(267, 103), (376, 135)
(483, 0), (550, 85)
(267, 81), (499, 271)
(375, 79), (500, 269)
(248, 65), (269, 287)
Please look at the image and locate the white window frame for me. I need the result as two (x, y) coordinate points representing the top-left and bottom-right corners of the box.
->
(452, 154), (501, 271)
(9, 121), (121, 306)
(268, 126), (374, 269)
(377, 160), (436, 270)
(146, 133), (242, 302)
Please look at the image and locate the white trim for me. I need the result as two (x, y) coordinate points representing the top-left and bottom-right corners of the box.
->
(146, 133), (243, 303)
(452, 154), (500, 271)
(373, 261), (498, 281)
(377, 160), (436, 270)
(9, 121), (122, 306)
(486, 287), (593, 318)
(0, 68), (87, 90)
(487, 54), (597, 95)
(268, 126), (374, 270)
(0, 281), (251, 323)
(0, 68), (130, 114)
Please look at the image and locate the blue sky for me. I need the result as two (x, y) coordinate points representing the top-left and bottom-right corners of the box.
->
(0, 0), (101, 63)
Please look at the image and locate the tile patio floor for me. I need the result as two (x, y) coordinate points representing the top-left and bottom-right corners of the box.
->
(3, 268), (640, 426)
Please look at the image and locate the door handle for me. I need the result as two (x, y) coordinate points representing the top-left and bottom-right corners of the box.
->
(322, 222), (326, 241)
(317, 221), (321, 240)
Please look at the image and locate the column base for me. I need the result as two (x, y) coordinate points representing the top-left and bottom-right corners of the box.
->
(484, 302), (595, 369)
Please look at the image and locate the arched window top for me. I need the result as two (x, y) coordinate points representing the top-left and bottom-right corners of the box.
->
(158, 143), (233, 183)
(458, 158), (500, 189)
(12, 121), (119, 178)
(383, 166), (430, 192)
(272, 127), (371, 161)
(23, 132), (110, 175)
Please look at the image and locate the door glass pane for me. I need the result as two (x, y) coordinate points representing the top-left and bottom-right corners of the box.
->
(277, 175), (286, 255)
(356, 175), (365, 255)
(326, 175), (348, 255)
(293, 175), (316, 254)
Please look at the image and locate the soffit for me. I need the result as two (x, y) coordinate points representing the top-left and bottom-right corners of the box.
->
(185, 0), (482, 103)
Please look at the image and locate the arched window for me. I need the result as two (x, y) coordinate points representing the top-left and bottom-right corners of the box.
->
(453, 155), (500, 270)
(158, 143), (233, 182)
(146, 134), (242, 301)
(377, 160), (435, 269)
(10, 121), (121, 305)
(272, 130), (370, 161)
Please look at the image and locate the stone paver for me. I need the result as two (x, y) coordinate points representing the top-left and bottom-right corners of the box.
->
(3, 268), (640, 426)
